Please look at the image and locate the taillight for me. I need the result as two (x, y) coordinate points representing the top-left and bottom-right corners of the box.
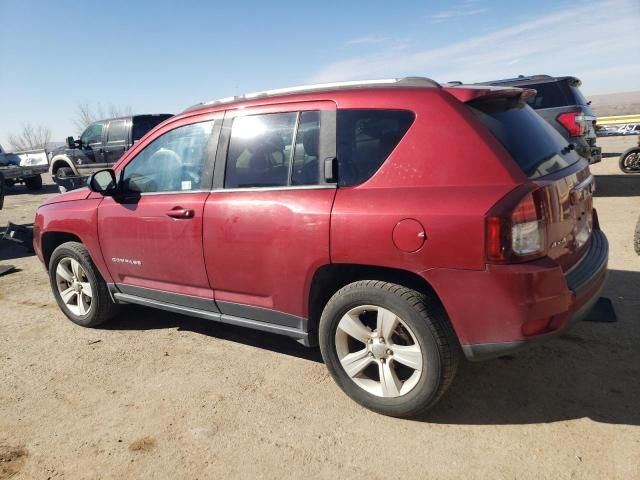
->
(486, 187), (548, 263)
(557, 112), (586, 137)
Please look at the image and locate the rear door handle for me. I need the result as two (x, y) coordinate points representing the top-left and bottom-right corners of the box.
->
(165, 208), (194, 219)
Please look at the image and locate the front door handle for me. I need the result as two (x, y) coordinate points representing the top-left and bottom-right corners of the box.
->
(165, 208), (194, 219)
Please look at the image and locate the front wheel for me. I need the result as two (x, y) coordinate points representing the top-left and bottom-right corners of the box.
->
(319, 280), (459, 418)
(619, 147), (640, 173)
(49, 241), (119, 327)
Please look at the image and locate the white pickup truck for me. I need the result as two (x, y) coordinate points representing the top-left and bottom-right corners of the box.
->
(0, 143), (49, 190)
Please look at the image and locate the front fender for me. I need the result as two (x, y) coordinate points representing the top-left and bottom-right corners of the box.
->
(49, 156), (78, 177)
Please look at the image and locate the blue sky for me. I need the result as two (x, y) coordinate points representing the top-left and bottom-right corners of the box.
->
(1, 0), (639, 146)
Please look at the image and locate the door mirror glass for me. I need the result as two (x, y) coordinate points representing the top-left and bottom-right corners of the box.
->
(89, 169), (117, 196)
(66, 136), (75, 148)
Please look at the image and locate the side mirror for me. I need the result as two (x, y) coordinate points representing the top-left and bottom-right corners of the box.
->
(66, 136), (75, 148)
(89, 169), (117, 196)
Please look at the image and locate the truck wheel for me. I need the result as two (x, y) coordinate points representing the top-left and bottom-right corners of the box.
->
(49, 241), (119, 327)
(319, 280), (459, 418)
(55, 167), (74, 193)
(24, 175), (43, 191)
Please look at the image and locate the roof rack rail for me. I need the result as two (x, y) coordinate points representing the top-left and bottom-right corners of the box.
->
(184, 77), (441, 112)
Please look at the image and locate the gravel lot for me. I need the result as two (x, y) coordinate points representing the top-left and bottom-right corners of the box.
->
(1, 136), (639, 479)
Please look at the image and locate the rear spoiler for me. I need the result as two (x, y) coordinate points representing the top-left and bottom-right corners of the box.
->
(444, 86), (537, 103)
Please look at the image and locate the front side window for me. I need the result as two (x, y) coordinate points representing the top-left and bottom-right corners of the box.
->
(81, 122), (104, 145)
(225, 112), (297, 188)
(336, 109), (415, 186)
(121, 121), (214, 193)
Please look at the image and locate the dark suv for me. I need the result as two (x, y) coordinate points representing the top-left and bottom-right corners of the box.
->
(49, 114), (173, 191)
(34, 78), (608, 418)
(479, 75), (602, 164)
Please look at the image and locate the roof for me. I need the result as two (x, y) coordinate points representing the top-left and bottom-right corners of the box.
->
(183, 77), (441, 112)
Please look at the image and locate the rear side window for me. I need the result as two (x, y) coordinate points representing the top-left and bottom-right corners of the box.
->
(470, 99), (579, 178)
(225, 112), (297, 188)
(337, 110), (414, 186)
(107, 119), (127, 143)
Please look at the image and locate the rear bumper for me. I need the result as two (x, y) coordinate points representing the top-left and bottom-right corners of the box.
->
(425, 229), (609, 361)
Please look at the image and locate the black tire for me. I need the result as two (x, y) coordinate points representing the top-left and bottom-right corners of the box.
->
(319, 280), (459, 418)
(55, 167), (74, 193)
(24, 175), (43, 191)
(49, 241), (119, 327)
(634, 217), (640, 256)
(619, 147), (640, 174)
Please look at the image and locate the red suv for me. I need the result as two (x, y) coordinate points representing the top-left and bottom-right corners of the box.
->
(34, 77), (608, 418)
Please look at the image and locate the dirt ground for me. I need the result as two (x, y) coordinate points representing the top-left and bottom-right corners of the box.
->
(1, 136), (639, 479)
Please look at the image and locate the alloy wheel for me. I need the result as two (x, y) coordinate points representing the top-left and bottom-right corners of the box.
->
(335, 305), (423, 398)
(55, 257), (93, 316)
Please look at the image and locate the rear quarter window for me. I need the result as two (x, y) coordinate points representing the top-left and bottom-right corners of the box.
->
(337, 109), (414, 186)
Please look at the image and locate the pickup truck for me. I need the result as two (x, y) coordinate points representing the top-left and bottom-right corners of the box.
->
(0, 143), (49, 190)
(49, 114), (172, 192)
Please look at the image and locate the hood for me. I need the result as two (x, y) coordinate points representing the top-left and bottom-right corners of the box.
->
(40, 187), (92, 207)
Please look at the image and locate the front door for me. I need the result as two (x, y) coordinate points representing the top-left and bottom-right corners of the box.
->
(203, 102), (337, 326)
(98, 116), (221, 307)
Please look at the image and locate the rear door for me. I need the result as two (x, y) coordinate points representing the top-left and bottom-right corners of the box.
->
(202, 101), (337, 325)
(103, 118), (130, 165)
(98, 114), (222, 306)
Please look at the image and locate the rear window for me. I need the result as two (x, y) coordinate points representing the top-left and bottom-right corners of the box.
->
(520, 80), (588, 109)
(470, 99), (579, 178)
(521, 82), (567, 109)
(132, 115), (172, 142)
(337, 109), (414, 186)
(567, 85), (588, 106)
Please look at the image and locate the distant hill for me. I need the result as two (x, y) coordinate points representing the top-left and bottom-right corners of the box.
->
(586, 91), (640, 117)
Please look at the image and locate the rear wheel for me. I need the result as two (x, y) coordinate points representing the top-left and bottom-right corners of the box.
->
(49, 241), (119, 327)
(319, 280), (459, 418)
(55, 167), (74, 193)
(24, 175), (43, 191)
(619, 147), (640, 173)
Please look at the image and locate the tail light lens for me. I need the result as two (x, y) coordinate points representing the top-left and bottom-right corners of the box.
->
(486, 187), (548, 263)
(557, 112), (586, 137)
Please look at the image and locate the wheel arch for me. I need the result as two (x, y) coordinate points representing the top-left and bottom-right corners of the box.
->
(307, 263), (455, 339)
(41, 231), (83, 268)
(50, 156), (76, 176)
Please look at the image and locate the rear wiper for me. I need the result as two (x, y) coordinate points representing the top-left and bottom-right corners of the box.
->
(561, 143), (576, 155)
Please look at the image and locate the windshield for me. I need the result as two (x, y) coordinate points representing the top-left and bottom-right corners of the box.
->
(469, 98), (580, 178)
